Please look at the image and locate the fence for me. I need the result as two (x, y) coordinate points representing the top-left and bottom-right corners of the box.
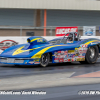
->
(0, 26), (100, 36)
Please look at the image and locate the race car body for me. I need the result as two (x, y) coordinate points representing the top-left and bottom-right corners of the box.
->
(0, 32), (100, 67)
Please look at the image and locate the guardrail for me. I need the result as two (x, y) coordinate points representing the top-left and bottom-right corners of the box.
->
(0, 26), (100, 36)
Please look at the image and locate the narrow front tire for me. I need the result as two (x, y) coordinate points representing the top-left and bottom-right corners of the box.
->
(40, 53), (50, 67)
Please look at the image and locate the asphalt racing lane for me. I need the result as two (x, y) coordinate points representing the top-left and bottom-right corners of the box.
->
(1, 59), (100, 78)
(1, 59), (100, 90)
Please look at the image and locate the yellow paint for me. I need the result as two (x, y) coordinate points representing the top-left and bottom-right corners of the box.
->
(12, 46), (34, 56)
(31, 40), (99, 59)
(84, 40), (98, 45)
(68, 50), (75, 53)
(12, 40), (98, 56)
(75, 40), (98, 50)
(76, 58), (85, 61)
(30, 38), (42, 42)
(31, 45), (66, 58)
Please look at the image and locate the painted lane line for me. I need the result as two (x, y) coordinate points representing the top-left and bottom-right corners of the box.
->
(69, 72), (76, 78)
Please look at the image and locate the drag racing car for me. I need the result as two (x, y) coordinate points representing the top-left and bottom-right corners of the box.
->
(0, 32), (100, 67)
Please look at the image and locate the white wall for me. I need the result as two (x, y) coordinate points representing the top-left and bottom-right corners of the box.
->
(0, 36), (99, 43)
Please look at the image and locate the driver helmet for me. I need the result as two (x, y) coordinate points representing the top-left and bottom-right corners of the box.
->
(68, 33), (73, 41)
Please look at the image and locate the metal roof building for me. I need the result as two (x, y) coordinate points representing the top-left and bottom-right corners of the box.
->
(0, 0), (100, 36)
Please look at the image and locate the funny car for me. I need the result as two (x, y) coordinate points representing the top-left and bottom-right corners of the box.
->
(0, 32), (100, 67)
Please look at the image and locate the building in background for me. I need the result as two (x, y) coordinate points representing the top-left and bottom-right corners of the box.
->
(0, 0), (100, 36)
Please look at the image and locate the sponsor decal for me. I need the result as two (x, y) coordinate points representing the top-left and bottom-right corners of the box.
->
(79, 48), (87, 50)
(75, 48), (87, 54)
(80, 44), (88, 48)
(91, 42), (98, 45)
(72, 58), (75, 61)
(54, 50), (68, 58)
(79, 51), (86, 54)
(75, 53), (79, 56)
(76, 58), (81, 61)
(54, 60), (59, 62)
(64, 50), (68, 54)
(56, 27), (78, 36)
(54, 58), (59, 60)
(54, 58), (59, 62)
(64, 59), (68, 62)
(37, 39), (43, 42)
(83, 26), (96, 36)
(34, 62), (40, 64)
(81, 58), (85, 61)
(29, 61), (34, 64)
(68, 50), (75, 53)
(68, 59), (71, 62)
(76, 57), (85, 61)
(82, 53), (86, 56)
(78, 56), (85, 58)
(0, 40), (18, 50)
(54, 52), (58, 55)
(68, 54), (75, 58)
(61, 51), (65, 54)
(75, 47), (87, 57)
(59, 58), (64, 62)
(57, 51), (61, 53)
(54, 49), (86, 63)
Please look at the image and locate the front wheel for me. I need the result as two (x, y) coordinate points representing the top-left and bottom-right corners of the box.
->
(40, 53), (50, 67)
(80, 46), (99, 64)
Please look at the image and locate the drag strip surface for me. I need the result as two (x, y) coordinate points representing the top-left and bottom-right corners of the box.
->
(0, 59), (100, 78)
(0, 59), (100, 90)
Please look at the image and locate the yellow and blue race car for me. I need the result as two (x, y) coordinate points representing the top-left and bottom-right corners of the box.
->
(0, 32), (100, 67)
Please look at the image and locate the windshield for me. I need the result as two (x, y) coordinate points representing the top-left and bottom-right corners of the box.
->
(49, 38), (68, 44)
(49, 33), (76, 44)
